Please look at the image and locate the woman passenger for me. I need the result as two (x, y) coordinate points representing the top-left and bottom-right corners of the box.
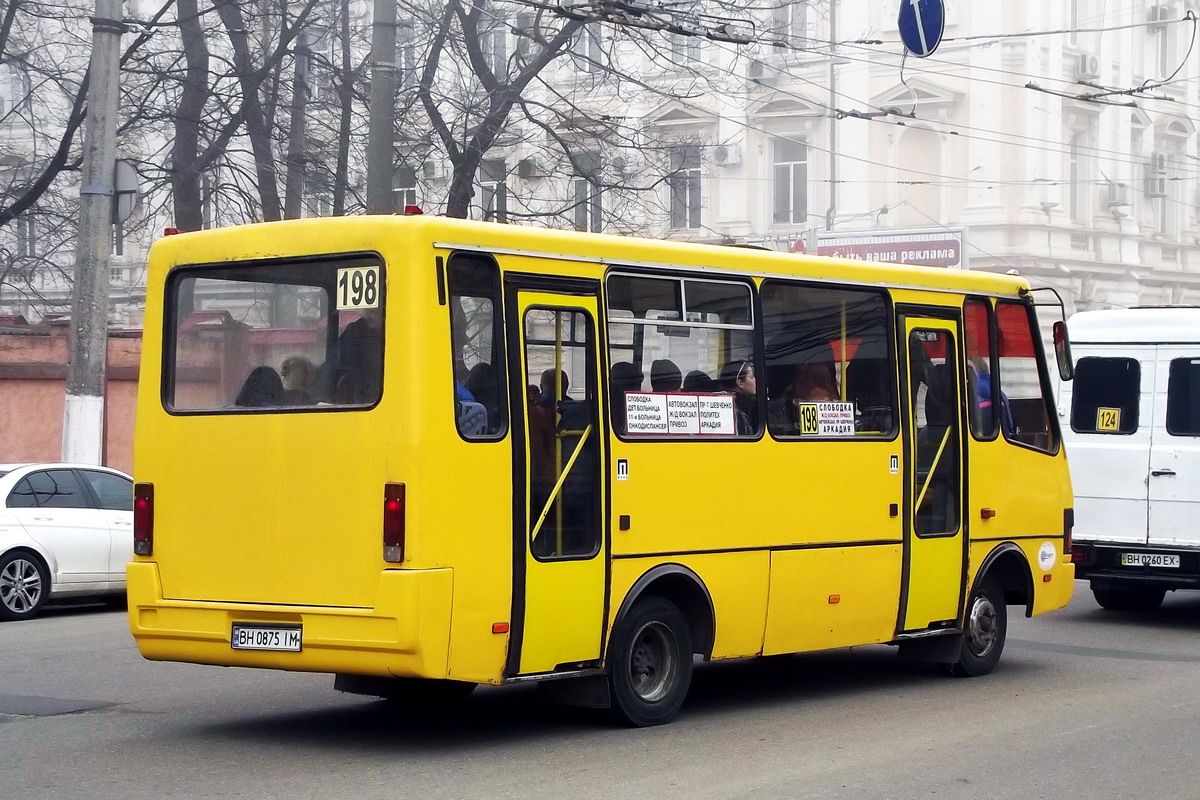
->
(718, 359), (758, 435)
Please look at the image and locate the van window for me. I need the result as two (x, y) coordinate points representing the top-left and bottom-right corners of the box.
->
(964, 299), (998, 439)
(761, 281), (894, 437)
(995, 301), (1057, 452)
(1070, 357), (1140, 434)
(1166, 358), (1200, 436)
(606, 274), (758, 438)
(448, 255), (505, 439)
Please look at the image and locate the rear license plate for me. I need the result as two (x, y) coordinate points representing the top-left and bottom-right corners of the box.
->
(1120, 553), (1180, 568)
(231, 624), (302, 652)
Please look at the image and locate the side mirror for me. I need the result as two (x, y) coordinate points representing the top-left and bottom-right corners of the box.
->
(1052, 321), (1074, 381)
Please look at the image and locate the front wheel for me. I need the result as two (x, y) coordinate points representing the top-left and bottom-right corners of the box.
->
(0, 551), (49, 621)
(947, 575), (1007, 678)
(1092, 585), (1165, 612)
(607, 597), (693, 727)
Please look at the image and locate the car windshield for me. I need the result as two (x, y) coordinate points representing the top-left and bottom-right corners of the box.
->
(165, 255), (385, 413)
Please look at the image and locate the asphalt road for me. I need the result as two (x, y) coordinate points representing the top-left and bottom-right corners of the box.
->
(3, 583), (1199, 800)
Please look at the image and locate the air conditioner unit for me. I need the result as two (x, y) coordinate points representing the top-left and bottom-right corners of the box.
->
(712, 144), (741, 166)
(1149, 3), (1174, 24)
(517, 157), (541, 179)
(1076, 53), (1102, 81)
(1105, 182), (1130, 207)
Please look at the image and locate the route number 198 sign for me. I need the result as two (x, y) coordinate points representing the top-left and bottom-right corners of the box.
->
(337, 266), (380, 310)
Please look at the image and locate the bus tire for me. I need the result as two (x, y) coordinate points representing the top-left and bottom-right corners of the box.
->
(607, 597), (692, 727)
(1092, 585), (1165, 612)
(0, 550), (49, 622)
(947, 575), (1007, 678)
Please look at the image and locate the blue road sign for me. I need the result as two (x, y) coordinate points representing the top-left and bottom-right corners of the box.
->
(897, 0), (945, 58)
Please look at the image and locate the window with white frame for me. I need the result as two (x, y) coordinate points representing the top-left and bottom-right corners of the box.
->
(397, 24), (418, 89)
(481, 17), (508, 76)
(16, 215), (35, 257)
(1068, 130), (1093, 224)
(1156, 150), (1179, 237)
(668, 146), (702, 229)
(771, 1), (812, 47)
(1154, 5), (1178, 79)
(394, 165), (417, 210)
(571, 24), (602, 71)
(668, 1), (702, 64)
(480, 159), (508, 222)
(772, 136), (808, 225)
(572, 152), (602, 232)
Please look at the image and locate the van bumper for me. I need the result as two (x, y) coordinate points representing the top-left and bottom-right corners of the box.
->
(126, 562), (453, 679)
(1072, 542), (1200, 591)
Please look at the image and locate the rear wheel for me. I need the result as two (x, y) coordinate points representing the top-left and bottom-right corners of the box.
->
(947, 575), (1007, 678)
(607, 597), (693, 727)
(1092, 585), (1165, 612)
(0, 551), (49, 622)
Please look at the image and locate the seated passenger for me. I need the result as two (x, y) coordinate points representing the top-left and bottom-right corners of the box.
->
(465, 362), (500, 431)
(280, 355), (316, 405)
(610, 361), (645, 434)
(335, 307), (383, 404)
(650, 359), (682, 393)
(767, 343), (839, 435)
(235, 366), (283, 407)
(682, 370), (715, 393)
(718, 359), (758, 435)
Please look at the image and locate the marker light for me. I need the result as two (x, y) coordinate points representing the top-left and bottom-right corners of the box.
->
(383, 483), (406, 563)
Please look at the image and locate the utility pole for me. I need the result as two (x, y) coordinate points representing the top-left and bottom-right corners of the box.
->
(63, 0), (124, 465)
(825, 0), (838, 231)
(284, 28), (314, 220)
(366, 0), (397, 214)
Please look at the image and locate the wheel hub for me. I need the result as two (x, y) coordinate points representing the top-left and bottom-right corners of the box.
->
(1, 559), (42, 613)
(965, 595), (998, 658)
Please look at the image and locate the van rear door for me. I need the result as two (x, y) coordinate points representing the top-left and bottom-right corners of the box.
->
(1066, 347), (1154, 544)
(1148, 350), (1200, 547)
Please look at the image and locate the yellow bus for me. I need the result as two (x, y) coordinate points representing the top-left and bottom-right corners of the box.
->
(128, 215), (1075, 726)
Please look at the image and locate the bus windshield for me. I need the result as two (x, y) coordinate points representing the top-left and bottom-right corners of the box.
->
(164, 255), (384, 412)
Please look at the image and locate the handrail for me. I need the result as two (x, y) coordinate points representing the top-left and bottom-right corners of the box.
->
(530, 424), (594, 545)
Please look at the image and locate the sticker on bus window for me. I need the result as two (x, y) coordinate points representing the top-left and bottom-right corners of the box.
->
(1096, 407), (1121, 432)
(624, 392), (736, 436)
(625, 393), (669, 434)
(799, 402), (856, 436)
(336, 266), (381, 310)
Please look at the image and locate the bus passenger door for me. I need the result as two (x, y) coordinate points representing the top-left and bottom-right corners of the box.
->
(899, 315), (966, 632)
(505, 282), (608, 676)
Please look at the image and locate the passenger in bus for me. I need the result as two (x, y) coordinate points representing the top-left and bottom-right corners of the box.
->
(335, 307), (383, 403)
(279, 356), (316, 405)
(718, 359), (758, 435)
(538, 368), (570, 408)
(465, 362), (500, 431)
(234, 366), (283, 408)
(650, 359), (682, 393)
(767, 343), (839, 434)
(610, 361), (645, 434)
(682, 370), (715, 393)
(970, 357), (1015, 434)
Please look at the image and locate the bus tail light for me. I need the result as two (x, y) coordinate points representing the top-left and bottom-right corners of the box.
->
(383, 483), (406, 563)
(133, 483), (154, 556)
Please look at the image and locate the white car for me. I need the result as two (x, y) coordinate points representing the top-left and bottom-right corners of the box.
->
(0, 463), (133, 621)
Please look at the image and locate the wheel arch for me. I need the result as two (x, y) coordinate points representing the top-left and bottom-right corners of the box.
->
(974, 543), (1034, 618)
(610, 563), (715, 659)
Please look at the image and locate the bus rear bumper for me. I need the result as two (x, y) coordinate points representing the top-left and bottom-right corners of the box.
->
(126, 562), (453, 679)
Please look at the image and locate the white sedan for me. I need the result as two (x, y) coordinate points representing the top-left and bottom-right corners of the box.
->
(0, 463), (133, 621)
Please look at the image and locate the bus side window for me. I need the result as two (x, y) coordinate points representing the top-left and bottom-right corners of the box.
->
(964, 298), (999, 439)
(996, 301), (1057, 452)
(761, 280), (895, 438)
(447, 254), (506, 439)
(605, 274), (758, 438)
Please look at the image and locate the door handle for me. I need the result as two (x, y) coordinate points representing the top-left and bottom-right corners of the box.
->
(113, 520), (133, 526)
(33, 516), (53, 521)
(1151, 469), (1177, 477)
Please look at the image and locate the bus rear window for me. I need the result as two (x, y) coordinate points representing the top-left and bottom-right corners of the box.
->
(165, 256), (384, 413)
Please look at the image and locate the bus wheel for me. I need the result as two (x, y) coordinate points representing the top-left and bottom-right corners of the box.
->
(1092, 585), (1165, 612)
(947, 575), (1007, 678)
(607, 597), (693, 727)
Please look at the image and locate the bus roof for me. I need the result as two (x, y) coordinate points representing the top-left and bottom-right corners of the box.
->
(150, 215), (1029, 298)
(1068, 307), (1200, 344)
